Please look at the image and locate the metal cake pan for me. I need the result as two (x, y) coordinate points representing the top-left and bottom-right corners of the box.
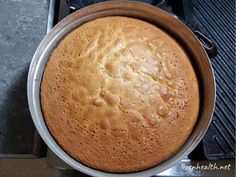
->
(27, 1), (216, 176)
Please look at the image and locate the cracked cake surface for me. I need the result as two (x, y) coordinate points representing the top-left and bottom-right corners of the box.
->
(41, 16), (199, 172)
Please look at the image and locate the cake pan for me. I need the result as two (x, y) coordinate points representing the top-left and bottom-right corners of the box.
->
(27, 1), (216, 177)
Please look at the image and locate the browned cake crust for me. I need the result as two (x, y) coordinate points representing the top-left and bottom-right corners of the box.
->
(41, 16), (199, 172)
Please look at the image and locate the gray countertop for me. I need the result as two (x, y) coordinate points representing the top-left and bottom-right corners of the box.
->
(0, 0), (49, 155)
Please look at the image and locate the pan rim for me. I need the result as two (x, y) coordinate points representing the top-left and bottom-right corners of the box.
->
(27, 1), (216, 177)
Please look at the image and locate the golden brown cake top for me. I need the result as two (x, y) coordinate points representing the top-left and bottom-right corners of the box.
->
(41, 16), (199, 172)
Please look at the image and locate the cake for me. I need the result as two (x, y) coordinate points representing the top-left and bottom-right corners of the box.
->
(41, 16), (199, 172)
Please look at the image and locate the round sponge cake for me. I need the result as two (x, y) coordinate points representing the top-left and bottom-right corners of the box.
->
(41, 16), (199, 172)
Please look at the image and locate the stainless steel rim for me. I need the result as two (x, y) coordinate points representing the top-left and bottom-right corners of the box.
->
(27, 1), (216, 177)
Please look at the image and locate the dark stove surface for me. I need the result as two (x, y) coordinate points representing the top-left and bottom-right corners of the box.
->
(191, 0), (235, 160)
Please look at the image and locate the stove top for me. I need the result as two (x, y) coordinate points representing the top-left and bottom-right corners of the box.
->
(0, 0), (234, 176)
